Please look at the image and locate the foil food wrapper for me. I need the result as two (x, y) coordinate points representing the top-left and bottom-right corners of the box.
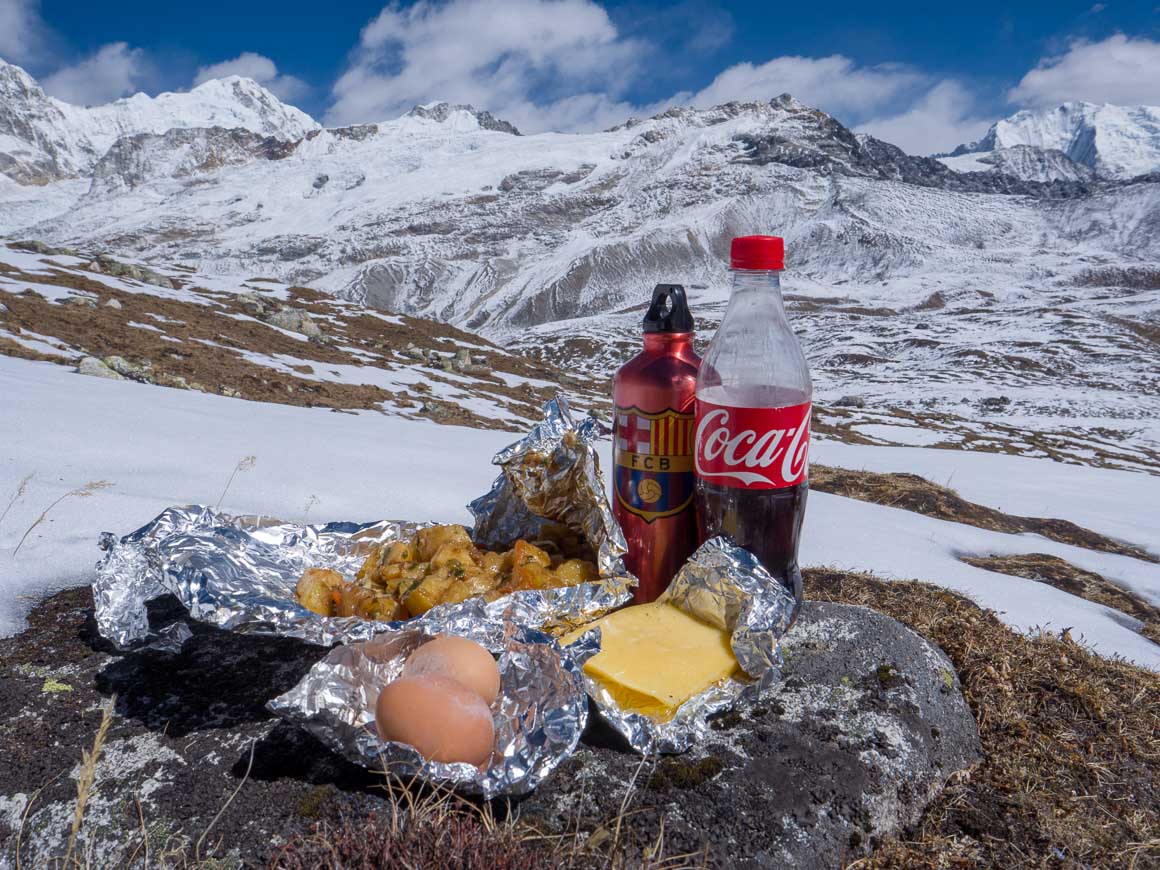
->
(268, 617), (587, 798)
(568, 537), (798, 755)
(93, 397), (634, 651)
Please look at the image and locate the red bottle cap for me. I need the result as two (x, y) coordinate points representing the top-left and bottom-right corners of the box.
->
(731, 235), (784, 270)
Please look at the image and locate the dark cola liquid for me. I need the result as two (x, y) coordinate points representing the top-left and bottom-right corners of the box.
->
(695, 480), (807, 611)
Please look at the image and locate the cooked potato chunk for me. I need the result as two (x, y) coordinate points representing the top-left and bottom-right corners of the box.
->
(554, 558), (598, 586)
(296, 567), (342, 616)
(404, 569), (456, 616)
(336, 583), (375, 618)
(511, 560), (557, 591)
(430, 543), (477, 571)
(513, 539), (551, 568)
(438, 570), (499, 606)
(479, 550), (513, 579)
(359, 593), (405, 621)
(302, 524), (600, 621)
(384, 540), (415, 564)
(415, 524), (472, 561)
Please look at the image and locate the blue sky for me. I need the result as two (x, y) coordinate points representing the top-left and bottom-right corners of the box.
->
(3, 0), (1159, 153)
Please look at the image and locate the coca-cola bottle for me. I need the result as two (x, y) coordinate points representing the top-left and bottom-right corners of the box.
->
(694, 235), (811, 611)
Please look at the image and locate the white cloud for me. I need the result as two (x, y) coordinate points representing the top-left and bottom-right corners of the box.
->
(41, 42), (144, 105)
(680, 55), (925, 118)
(194, 52), (308, 102)
(0, 0), (47, 65)
(326, 4), (961, 142)
(858, 81), (992, 156)
(327, 0), (645, 131)
(1009, 34), (1160, 107)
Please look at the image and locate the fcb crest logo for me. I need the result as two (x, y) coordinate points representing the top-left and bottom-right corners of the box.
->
(613, 406), (695, 522)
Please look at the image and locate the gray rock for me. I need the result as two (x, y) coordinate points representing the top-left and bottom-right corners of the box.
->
(103, 297), (123, 309)
(0, 301), (8, 315)
(89, 254), (174, 289)
(102, 355), (153, 383)
(264, 308), (322, 338)
(834, 395), (866, 408)
(61, 294), (97, 308)
(237, 291), (269, 317)
(0, 592), (977, 868)
(10, 239), (73, 256)
(76, 356), (125, 380)
(521, 602), (981, 867)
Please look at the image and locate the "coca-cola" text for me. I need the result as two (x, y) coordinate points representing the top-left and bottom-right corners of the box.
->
(694, 400), (811, 489)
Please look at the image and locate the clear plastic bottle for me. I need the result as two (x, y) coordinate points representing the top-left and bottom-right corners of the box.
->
(694, 235), (812, 610)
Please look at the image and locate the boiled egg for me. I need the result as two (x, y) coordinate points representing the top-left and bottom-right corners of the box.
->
(401, 635), (501, 704)
(375, 674), (495, 766)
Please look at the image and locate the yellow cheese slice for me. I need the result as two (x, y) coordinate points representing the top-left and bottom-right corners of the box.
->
(569, 602), (739, 722)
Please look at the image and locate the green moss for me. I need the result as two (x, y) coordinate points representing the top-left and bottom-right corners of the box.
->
(41, 677), (72, 694)
(297, 784), (336, 819)
(647, 756), (725, 791)
(875, 663), (903, 689)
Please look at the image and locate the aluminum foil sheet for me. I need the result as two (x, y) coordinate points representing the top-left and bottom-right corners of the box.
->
(93, 397), (635, 651)
(267, 618), (587, 798)
(567, 537), (798, 754)
(469, 396), (628, 578)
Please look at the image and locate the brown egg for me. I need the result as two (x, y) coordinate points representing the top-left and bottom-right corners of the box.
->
(402, 635), (501, 704)
(375, 674), (495, 766)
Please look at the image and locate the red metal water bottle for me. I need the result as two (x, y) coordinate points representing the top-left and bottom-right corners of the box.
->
(612, 284), (701, 603)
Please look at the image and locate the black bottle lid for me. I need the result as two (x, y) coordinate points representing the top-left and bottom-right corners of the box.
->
(642, 284), (694, 334)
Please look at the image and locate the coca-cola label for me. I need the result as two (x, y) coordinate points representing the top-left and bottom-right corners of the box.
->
(613, 406), (695, 522)
(694, 399), (811, 490)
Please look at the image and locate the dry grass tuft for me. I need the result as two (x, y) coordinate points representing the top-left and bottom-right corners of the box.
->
(810, 465), (1156, 562)
(215, 456), (256, 511)
(0, 471), (34, 532)
(12, 480), (113, 557)
(806, 568), (1160, 868)
(61, 694), (116, 868)
(269, 773), (559, 870)
(269, 763), (698, 870)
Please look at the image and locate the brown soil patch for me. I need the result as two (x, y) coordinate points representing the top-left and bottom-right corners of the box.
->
(810, 464), (1157, 562)
(0, 335), (64, 363)
(962, 553), (1160, 645)
(0, 255), (600, 431)
(805, 568), (1160, 868)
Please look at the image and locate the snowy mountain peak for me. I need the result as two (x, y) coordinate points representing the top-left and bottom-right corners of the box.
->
(0, 57), (318, 185)
(404, 102), (521, 135)
(950, 101), (1160, 179)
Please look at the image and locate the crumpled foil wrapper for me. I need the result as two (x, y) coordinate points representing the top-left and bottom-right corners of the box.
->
(268, 615), (587, 798)
(93, 397), (634, 651)
(568, 537), (798, 754)
(469, 396), (627, 578)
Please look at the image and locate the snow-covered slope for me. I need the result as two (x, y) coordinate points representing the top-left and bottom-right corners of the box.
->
(946, 102), (1160, 180)
(939, 145), (1094, 183)
(0, 58), (317, 184)
(3, 353), (1158, 668)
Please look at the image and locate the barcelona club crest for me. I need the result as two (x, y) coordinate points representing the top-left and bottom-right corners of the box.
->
(614, 406), (695, 522)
